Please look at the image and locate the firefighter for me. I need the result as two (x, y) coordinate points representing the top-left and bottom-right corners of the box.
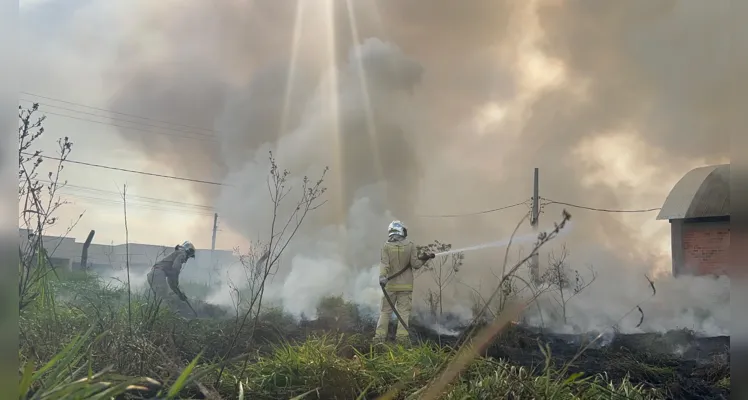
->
(374, 220), (435, 343)
(147, 241), (195, 313)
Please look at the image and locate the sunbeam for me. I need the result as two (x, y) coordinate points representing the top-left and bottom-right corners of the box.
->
(37, 1), (734, 369)
(278, 0), (307, 140)
(325, 0), (345, 224)
(343, 0), (385, 183)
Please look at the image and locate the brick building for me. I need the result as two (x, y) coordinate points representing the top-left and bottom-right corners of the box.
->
(656, 164), (729, 276)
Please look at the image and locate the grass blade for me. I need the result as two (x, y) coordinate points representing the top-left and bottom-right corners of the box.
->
(289, 387), (320, 400)
(32, 325), (97, 392)
(165, 352), (202, 399)
(19, 361), (35, 399)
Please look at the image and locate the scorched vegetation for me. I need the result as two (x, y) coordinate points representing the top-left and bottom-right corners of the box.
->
(18, 105), (729, 399)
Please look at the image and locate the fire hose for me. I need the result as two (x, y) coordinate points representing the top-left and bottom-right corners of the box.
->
(183, 297), (198, 318)
(176, 288), (199, 318)
(379, 266), (413, 337)
(379, 254), (434, 338)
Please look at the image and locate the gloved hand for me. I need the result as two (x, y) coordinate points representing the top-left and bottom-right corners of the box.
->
(379, 276), (388, 286)
(419, 253), (436, 261)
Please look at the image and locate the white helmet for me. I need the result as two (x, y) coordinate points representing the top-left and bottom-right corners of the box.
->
(388, 220), (407, 238)
(181, 241), (196, 258)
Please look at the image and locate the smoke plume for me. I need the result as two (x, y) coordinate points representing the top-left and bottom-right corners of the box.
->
(62, 0), (737, 333)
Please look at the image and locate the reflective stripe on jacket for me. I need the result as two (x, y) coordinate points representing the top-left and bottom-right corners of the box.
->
(379, 236), (425, 292)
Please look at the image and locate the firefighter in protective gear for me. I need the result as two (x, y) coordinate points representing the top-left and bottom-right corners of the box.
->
(147, 241), (195, 313)
(374, 220), (435, 342)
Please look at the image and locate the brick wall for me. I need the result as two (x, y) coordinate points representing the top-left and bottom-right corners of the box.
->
(681, 222), (730, 276)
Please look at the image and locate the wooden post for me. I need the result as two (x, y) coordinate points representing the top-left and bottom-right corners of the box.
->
(80, 230), (95, 271)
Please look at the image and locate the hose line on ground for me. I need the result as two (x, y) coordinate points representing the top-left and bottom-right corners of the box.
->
(379, 265), (414, 338)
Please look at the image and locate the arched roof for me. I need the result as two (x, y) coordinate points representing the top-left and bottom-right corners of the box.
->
(656, 164), (729, 220)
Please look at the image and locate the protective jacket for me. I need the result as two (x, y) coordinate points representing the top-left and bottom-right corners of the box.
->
(379, 235), (426, 292)
(152, 248), (188, 294)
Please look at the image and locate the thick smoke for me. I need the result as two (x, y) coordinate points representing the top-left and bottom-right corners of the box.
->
(93, 0), (736, 333)
(208, 38), (422, 317)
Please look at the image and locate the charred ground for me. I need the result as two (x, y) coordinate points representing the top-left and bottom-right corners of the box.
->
(19, 269), (730, 399)
(184, 294), (730, 399)
(303, 311), (730, 400)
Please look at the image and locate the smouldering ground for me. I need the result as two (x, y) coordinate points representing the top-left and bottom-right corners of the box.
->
(19, 273), (730, 399)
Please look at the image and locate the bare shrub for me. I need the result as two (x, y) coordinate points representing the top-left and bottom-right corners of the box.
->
(215, 151), (328, 385)
(420, 210), (572, 399)
(540, 244), (597, 325)
(18, 103), (82, 311)
(417, 241), (464, 318)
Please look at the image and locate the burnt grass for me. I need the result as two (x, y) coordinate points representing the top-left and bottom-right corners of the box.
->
(418, 323), (729, 400)
(183, 299), (729, 399)
(293, 313), (729, 400)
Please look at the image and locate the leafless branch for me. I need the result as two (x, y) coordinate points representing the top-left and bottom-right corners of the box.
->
(17, 104), (76, 311)
(117, 183), (133, 335)
(539, 245), (597, 325)
(215, 152), (328, 385)
(417, 240), (464, 318)
(419, 210), (572, 399)
(455, 280), (495, 320)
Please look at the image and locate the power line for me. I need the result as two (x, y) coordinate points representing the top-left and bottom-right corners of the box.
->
(22, 152), (227, 186)
(418, 196), (659, 219)
(20, 92), (217, 134)
(62, 192), (216, 216)
(417, 200), (530, 218)
(74, 199), (215, 217)
(541, 197), (661, 213)
(30, 109), (217, 142)
(18, 98), (216, 138)
(62, 188), (213, 210)
(48, 181), (214, 210)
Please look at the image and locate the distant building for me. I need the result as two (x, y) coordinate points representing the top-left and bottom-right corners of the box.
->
(18, 229), (237, 280)
(656, 164), (729, 276)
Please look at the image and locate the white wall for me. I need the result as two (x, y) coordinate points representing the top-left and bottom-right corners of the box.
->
(17, 229), (237, 275)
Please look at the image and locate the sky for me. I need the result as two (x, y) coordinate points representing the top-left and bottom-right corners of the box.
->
(19, 0), (244, 250)
(16, 0), (737, 332)
(16, 0), (733, 257)
(18, 0), (732, 255)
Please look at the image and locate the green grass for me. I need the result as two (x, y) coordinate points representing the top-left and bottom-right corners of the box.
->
(717, 376), (729, 389)
(18, 270), (716, 399)
(19, 328), (658, 399)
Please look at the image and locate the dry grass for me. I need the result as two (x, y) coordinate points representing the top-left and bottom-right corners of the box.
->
(19, 269), (697, 400)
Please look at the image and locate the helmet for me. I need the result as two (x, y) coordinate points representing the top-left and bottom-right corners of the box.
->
(181, 241), (196, 258)
(388, 220), (407, 238)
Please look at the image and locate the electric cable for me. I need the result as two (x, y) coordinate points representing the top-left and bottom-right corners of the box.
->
(540, 197), (661, 213)
(28, 109), (217, 142)
(62, 192), (216, 217)
(47, 181), (214, 210)
(18, 99), (216, 138)
(417, 199), (531, 218)
(20, 92), (217, 134)
(21, 152), (227, 186)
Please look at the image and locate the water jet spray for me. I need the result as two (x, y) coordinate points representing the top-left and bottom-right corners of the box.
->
(433, 223), (574, 257)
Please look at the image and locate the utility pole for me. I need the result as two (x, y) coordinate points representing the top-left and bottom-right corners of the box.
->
(530, 168), (540, 285)
(211, 213), (218, 253)
(210, 213), (218, 285)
